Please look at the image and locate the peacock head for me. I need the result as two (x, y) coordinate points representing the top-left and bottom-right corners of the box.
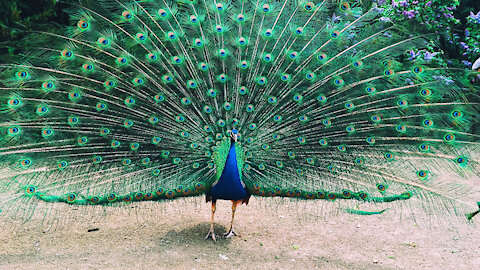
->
(230, 129), (238, 142)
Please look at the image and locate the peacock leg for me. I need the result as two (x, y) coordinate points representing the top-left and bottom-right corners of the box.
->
(224, 200), (240, 238)
(205, 201), (216, 242)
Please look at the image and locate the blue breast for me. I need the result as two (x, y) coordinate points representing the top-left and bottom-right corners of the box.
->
(210, 142), (248, 201)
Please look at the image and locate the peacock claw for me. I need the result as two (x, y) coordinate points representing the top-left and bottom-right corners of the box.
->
(205, 230), (216, 242)
(224, 229), (238, 238)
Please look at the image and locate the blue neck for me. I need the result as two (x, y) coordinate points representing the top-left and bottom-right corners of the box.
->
(209, 140), (247, 200)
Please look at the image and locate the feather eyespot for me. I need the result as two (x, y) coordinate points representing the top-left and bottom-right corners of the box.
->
(7, 126), (20, 136)
(288, 51), (298, 59)
(331, 31), (340, 38)
(365, 86), (376, 94)
(90, 196), (100, 204)
(122, 11), (133, 20)
(238, 37), (247, 45)
(340, 2), (350, 10)
(417, 170), (428, 179)
(419, 143), (430, 152)
(371, 115), (381, 123)
(141, 157), (150, 165)
(345, 102), (354, 110)
(21, 158), (32, 168)
(165, 190), (175, 199)
(162, 75), (173, 83)
(42, 82), (54, 91)
(117, 57), (128, 65)
(25, 186), (37, 195)
(111, 140), (121, 148)
(217, 74), (227, 82)
(124, 120), (133, 128)
(384, 69), (394, 76)
(67, 193), (77, 203)
(77, 20), (89, 29)
(353, 61), (363, 68)
(61, 50), (73, 58)
(58, 161), (68, 170)
(93, 156), (102, 164)
(167, 31), (176, 40)
(451, 110), (462, 118)
(342, 190), (352, 198)
(194, 38), (203, 47)
(358, 192), (368, 200)
(396, 125), (406, 133)
(334, 78), (344, 86)
(261, 4), (270, 13)
(16, 71), (28, 79)
(136, 33), (146, 41)
(190, 15), (198, 23)
(82, 64), (93, 71)
(377, 184), (386, 192)
(77, 137), (88, 145)
(295, 27), (304, 35)
(8, 98), (21, 107)
(257, 76), (267, 85)
(42, 128), (53, 137)
(68, 116), (79, 126)
(195, 183), (204, 190)
(327, 193), (336, 200)
(413, 66), (424, 74)
(423, 119), (433, 127)
(237, 14), (245, 22)
(317, 53), (327, 62)
(134, 192), (144, 200)
(396, 100), (408, 108)
(36, 105), (49, 115)
(158, 9), (167, 17)
(107, 193), (117, 202)
(156, 188), (165, 196)
(98, 37), (109, 46)
(104, 80), (115, 88)
(133, 78), (144, 85)
(305, 72), (315, 80)
(354, 157), (364, 165)
(198, 62), (208, 71)
(444, 133), (455, 142)
(304, 2), (314, 11)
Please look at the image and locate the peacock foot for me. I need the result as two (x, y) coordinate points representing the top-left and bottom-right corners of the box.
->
(205, 229), (216, 242)
(224, 229), (239, 238)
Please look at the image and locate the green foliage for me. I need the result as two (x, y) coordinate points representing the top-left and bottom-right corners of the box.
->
(0, 0), (71, 61)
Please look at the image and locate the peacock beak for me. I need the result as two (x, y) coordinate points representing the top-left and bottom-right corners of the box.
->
(231, 133), (238, 142)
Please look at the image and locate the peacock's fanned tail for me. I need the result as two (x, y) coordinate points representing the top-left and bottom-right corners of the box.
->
(0, 0), (479, 220)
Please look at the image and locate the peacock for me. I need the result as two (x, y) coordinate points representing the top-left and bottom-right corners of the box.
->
(0, 0), (479, 242)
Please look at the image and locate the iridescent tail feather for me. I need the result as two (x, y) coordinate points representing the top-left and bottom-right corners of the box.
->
(0, 0), (479, 223)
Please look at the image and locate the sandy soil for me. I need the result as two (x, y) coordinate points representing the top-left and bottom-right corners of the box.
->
(0, 197), (479, 270)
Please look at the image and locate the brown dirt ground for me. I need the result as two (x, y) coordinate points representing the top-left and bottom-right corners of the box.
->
(0, 197), (479, 270)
